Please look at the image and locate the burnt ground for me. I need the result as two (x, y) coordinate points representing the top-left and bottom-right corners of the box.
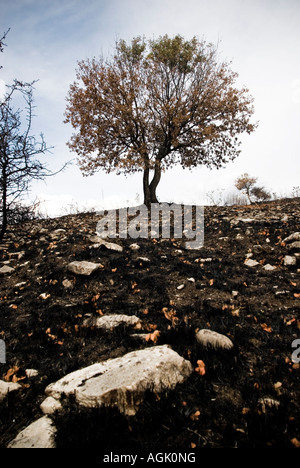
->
(0, 197), (299, 450)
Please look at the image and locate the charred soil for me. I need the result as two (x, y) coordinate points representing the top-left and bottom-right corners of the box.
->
(0, 198), (299, 449)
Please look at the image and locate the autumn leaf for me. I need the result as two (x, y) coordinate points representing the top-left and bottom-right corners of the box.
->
(190, 410), (201, 421)
(162, 307), (179, 326)
(261, 323), (272, 333)
(4, 366), (19, 382)
(195, 360), (206, 376)
(145, 330), (160, 344)
(291, 438), (300, 448)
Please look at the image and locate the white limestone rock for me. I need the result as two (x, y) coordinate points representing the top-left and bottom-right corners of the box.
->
(0, 265), (15, 275)
(40, 396), (62, 415)
(7, 416), (56, 448)
(67, 261), (102, 276)
(244, 258), (259, 267)
(196, 329), (234, 350)
(45, 345), (193, 416)
(0, 380), (21, 402)
(83, 314), (141, 330)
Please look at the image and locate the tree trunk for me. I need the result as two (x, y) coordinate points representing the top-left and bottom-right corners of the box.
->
(143, 166), (151, 207)
(149, 160), (161, 203)
(143, 160), (161, 207)
(0, 179), (7, 241)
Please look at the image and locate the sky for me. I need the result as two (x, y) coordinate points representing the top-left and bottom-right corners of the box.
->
(1, 0), (300, 216)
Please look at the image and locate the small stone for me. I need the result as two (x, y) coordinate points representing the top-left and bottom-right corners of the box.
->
(25, 369), (39, 378)
(232, 290), (239, 297)
(177, 284), (185, 290)
(0, 265), (15, 275)
(0, 380), (21, 402)
(67, 261), (102, 276)
(39, 293), (51, 300)
(262, 264), (276, 271)
(187, 277), (195, 283)
(83, 314), (141, 330)
(7, 416), (56, 448)
(62, 279), (74, 289)
(89, 238), (123, 252)
(137, 256), (150, 262)
(284, 255), (297, 266)
(129, 243), (140, 251)
(244, 258), (259, 267)
(40, 396), (62, 415)
(196, 329), (234, 350)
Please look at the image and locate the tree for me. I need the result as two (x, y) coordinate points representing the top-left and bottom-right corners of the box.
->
(235, 173), (257, 203)
(65, 34), (257, 206)
(250, 186), (271, 202)
(0, 80), (53, 240)
(0, 31), (66, 240)
(235, 173), (271, 204)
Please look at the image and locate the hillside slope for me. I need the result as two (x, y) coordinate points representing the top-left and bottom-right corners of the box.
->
(0, 198), (299, 449)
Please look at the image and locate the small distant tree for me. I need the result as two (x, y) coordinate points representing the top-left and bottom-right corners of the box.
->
(235, 173), (271, 204)
(251, 186), (271, 202)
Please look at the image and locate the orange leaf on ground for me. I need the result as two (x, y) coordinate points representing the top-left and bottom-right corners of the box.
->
(195, 360), (206, 376)
(261, 323), (272, 333)
(145, 330), (160, 344)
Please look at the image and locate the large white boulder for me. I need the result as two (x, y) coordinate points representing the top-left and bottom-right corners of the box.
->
(45, 345), (193, 416)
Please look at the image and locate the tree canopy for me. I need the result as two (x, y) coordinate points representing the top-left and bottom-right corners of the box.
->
(65, 34), (257, 205)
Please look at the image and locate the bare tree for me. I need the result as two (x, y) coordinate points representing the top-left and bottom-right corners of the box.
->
(0, 29), (70, 240)
(0, 80), (55, 239)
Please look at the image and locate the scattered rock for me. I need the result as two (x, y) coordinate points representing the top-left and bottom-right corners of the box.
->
(45, 345), (193, 416)
(83, 314), (142, 330)
(62, 279), (74, 289)
(89, 238), (123, 252)
(283, 232), (300, 243)
(177, 284), (185, 290)
(137, 256), (151, 263)
(0, 265), (15, 275)
(287, 241), (300, 251)
(284, 255), (297, 266)
(262, 263), (277, 271)
(196, 329), (234, 350)
(40, 396), (62, 415)
(0, 380), (21, 402)
(129, 243), (140, 251)
(244, 258), (259, 267)
(7, 416), (57, 448)
(25, 369), (39, 378)
(67, 261), (103, 276)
